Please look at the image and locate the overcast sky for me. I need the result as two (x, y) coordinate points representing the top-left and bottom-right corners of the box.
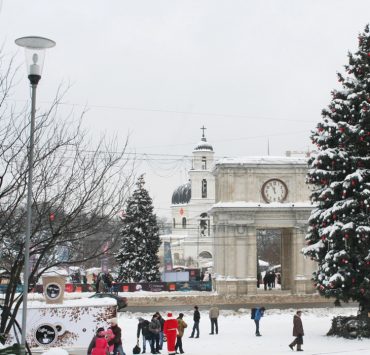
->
(1, 0), (370, 218)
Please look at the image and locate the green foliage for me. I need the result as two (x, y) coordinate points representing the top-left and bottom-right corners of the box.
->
(115, 175), (161, 282)
(303, 25), (370, 306)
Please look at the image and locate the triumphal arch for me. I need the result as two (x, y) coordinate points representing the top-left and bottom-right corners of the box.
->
(210, 156), (317, 296)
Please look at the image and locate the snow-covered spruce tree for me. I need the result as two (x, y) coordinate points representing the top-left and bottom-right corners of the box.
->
(303, 25), (370, 337)
(115, 175), (161, 282)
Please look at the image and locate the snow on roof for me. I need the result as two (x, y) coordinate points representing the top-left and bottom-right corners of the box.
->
(85, 267), (102, 274)
(19, 297), (117, 309)
(43, 268), (68, 277)
(216, 156), (308, 166)
(213, 201), (313, 208)
(258, 259), (269, 266)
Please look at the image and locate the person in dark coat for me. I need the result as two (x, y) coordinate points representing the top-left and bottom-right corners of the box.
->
(252, 307), (265, 336)
(137, 317), (152, 354)
(108, 318), (126, 355)
(155, 312), (165, 350)
(289, 310), (304, 351)
(189, 305), (200, 338)
(149, 314), (161, 354)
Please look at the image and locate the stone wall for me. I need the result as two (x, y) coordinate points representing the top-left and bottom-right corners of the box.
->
(126, 293), (332, 307)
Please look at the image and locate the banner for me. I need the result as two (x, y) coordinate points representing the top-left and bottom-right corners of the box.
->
(163, 241), (173, 271)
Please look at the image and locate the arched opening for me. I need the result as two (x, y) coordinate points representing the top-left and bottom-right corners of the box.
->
(182, 217), (187, 228)
(173, 218), (176, 229)
(199, 251), (212, 259)
(200, 212), (210, 236)
(202, 179), (207, 198)
(257, 229), (282, 291)
(202, 156), (207, 170)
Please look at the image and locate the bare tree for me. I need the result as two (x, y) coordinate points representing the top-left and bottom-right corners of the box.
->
(0, 53), (135, 343)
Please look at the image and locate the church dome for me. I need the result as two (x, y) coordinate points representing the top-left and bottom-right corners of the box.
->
(171, 182), (191, 204)
(194, 136), (213, 152)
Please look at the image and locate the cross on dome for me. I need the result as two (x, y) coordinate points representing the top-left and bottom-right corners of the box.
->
(194, 126), (213, 151)
(201, 125), (207, 139)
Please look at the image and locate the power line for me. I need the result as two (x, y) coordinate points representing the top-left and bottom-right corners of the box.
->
(19, 99), (314, 123)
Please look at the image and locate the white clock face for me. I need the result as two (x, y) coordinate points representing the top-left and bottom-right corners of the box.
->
(262, 179), (288, 203)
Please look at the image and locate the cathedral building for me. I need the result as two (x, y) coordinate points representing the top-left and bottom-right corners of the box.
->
(166, 128), (215, 269)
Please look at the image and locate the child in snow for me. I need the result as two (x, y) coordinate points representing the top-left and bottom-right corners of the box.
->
(87, 327), (109, 355)
(103, 328), (115, 354)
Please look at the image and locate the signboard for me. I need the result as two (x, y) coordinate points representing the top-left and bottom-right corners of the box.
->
(163, 242), (173, 271)
(130, 282), (167, 292)
(45, 283), (61, 300)
(34, 324), (57, 346)
(161, 271), (189, 282)
(188, 268), (201, 281)
(101, 241), (109, 273)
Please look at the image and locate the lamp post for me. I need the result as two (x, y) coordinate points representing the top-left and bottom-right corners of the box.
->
(15, 36), (55, 352)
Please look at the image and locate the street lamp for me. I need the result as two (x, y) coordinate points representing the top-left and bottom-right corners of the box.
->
(15, 36), (55, 352)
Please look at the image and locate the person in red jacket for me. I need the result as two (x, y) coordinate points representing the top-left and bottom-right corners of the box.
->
(163, 312), (178, 355)
(87, 327), (108, 355)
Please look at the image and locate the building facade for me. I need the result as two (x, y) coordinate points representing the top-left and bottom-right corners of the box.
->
(210, 156), (317, 295)
(166, 131), (215, 268)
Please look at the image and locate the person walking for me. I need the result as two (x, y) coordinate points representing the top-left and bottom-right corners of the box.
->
(252, 307), (265, 336)
(137, 317), (152, 354)
(175, 313), (187, 354)
(189, 306), (200, 338)
(209, 305), (219, 335)
(289, 310), (304, 351)
(107, 318), (126, 355)
(163, 312), (178, 355)
(87, 327), (109, 355)
(149, 313), (161, 354)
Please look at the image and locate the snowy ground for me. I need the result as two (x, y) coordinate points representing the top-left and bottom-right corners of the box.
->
(118, 308), (370, 355)
(6, 293), (370, 354)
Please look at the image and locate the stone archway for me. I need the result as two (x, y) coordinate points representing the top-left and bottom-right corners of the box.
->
(209, 155), (317, 297)
(211, 208), (316, 296)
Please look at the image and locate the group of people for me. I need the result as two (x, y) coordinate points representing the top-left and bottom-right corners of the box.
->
(87, 307), (304, 355)
(95, 272), (114, 293)
(136, 305), (220, 354)
(263, 270), (278, 290)
(136, 311), (187, 355)
(251, 307), (305, 351)
(87, 318), (125, 355)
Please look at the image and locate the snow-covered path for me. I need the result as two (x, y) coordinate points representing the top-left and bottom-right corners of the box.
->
(118, 308), (370, 355)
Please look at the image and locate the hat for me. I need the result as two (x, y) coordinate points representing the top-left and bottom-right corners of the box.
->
(108, 318), (118, 324)
(138, 317), (144, 322)
(167, 312), (173, 318)
(97, 327), (105, 333)
(178, 313), (184, 318)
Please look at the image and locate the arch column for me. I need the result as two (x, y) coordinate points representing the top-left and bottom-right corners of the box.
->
(292, 226), (309, 294)
(245, 226), (257, 294)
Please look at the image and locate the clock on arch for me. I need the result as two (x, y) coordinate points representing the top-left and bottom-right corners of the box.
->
(261, 178), (288, 203)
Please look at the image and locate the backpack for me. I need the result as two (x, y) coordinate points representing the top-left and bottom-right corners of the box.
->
(251, 308), (256, 319)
